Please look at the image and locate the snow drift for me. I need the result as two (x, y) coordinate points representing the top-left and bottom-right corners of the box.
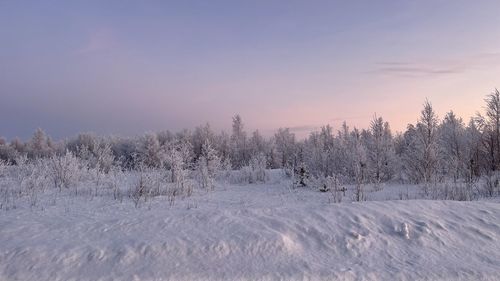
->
(1, 185), (499, 281)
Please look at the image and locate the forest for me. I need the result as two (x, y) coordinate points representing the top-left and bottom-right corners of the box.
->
(1, 90), (500, 208)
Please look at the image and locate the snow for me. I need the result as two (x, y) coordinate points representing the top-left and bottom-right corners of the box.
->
(1, 180), (500, 281)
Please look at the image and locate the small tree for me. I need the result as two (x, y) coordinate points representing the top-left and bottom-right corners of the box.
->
(165, 141), (193, 198)
(77, 138), (116, 193)
(417, 100), (439, 186)
(366, 115), (395, 185)
(138, 133), (162, 168)
(273, 128), (297, 169)
(438, 111), (467, 182)
(129, 160), (165, 208)
(28, 128), (54, 159)
(230, 114), (249, 169)
(197, 140), (221, 190)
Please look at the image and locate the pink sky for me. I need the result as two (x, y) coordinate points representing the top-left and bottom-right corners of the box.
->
(1, 1), (499, 139)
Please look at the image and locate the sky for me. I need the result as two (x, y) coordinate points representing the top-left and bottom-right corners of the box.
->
(1, 0), (500, 140)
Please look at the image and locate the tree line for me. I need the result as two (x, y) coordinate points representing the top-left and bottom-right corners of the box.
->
(2, 90), (500, 192)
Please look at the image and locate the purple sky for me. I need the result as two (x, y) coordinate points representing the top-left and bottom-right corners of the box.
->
(1, 1), (500, 140)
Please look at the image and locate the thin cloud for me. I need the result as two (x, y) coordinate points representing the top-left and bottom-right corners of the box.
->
(373, 62), (464, 76)
(372, 52), (500, 77)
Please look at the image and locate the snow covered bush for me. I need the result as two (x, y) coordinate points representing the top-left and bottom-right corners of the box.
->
(291, 165), (309, 187)
(106, 166), (124, 202)
(137, 133), (163, 168)
(165, 141), (193, 198)
(483, 171), (500, 197)
(238, 165), (254, 184)
(217, 157), (232, 184)
(81, 139), (115, 190)
(354, 184), (366, 202)
(0, 181), (16, 210)
(453, 182), (474, 201)
(14, 156), (51, 192)
(129, 164), (164, 208)
(1, 156), (52, 208)
(233, 153), (268, 184)
(429, 181), (475, 201)
(196, 140), (221, 190)
(48, 151), (83, 191)
(0, 160), (15, 210)
(22, 160), (51, 207)
(249, 153), (267, 183)
(315, 175), (345, 203)
(61, 137), (118, 198)
(130, 170), (148, 208)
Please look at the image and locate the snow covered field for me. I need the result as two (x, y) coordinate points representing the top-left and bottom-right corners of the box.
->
(1, 178), (500, 281)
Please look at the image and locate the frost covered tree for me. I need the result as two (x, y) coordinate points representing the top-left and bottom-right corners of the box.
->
(303, 131), (327, 178)
(138, 133), (162, 168)
(248, 130), (268, 161)
(464, 119), (482, 179)
(472, 89), (500, 196)
(10, 138), (26, 160)
(476, 89), (500, 172)
(214, 131), (231, 166)
(399, 124), (421, 183)
(0, 137), (16, 163)
(418, 100), (439, 183)
(303, 125), (335, 178)
(402, 100), (439, 184)
(157, 130), (175, 147)
(241, 153), (267, 183)
(485, 89), (500, 170)
(230, 115), (248, 169)
(67, 133), (97, 154)
(110, 137), (137, 170)
(335, 122), (354, 180)
(437, 111), (467, 182)
(192, 123), (216, 160)
(48, 150), (83, 191)
(70, 134), (114, 174)
(197, 139), (221, 190)
(273, 128), (297, 169)
(7, 89), (500, 194)
(165, 139), (193, 197)
(28, 128), (54, 159)
(93, 139), (114, 174)
(350, 128), (367, 201)
(365, 116), (395, 183)
(85, 139), (115, 190)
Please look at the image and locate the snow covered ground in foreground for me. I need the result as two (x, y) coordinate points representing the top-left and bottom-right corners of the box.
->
(1, 182), (500, 281)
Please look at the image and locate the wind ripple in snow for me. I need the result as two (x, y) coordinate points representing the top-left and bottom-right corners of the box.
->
(1, 196), (500, 281)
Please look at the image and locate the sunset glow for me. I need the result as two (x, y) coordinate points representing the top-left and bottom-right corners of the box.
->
(1, 1), (499, 139)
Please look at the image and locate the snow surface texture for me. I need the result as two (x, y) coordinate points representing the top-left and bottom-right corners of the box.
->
(1, 183), (500, 281)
